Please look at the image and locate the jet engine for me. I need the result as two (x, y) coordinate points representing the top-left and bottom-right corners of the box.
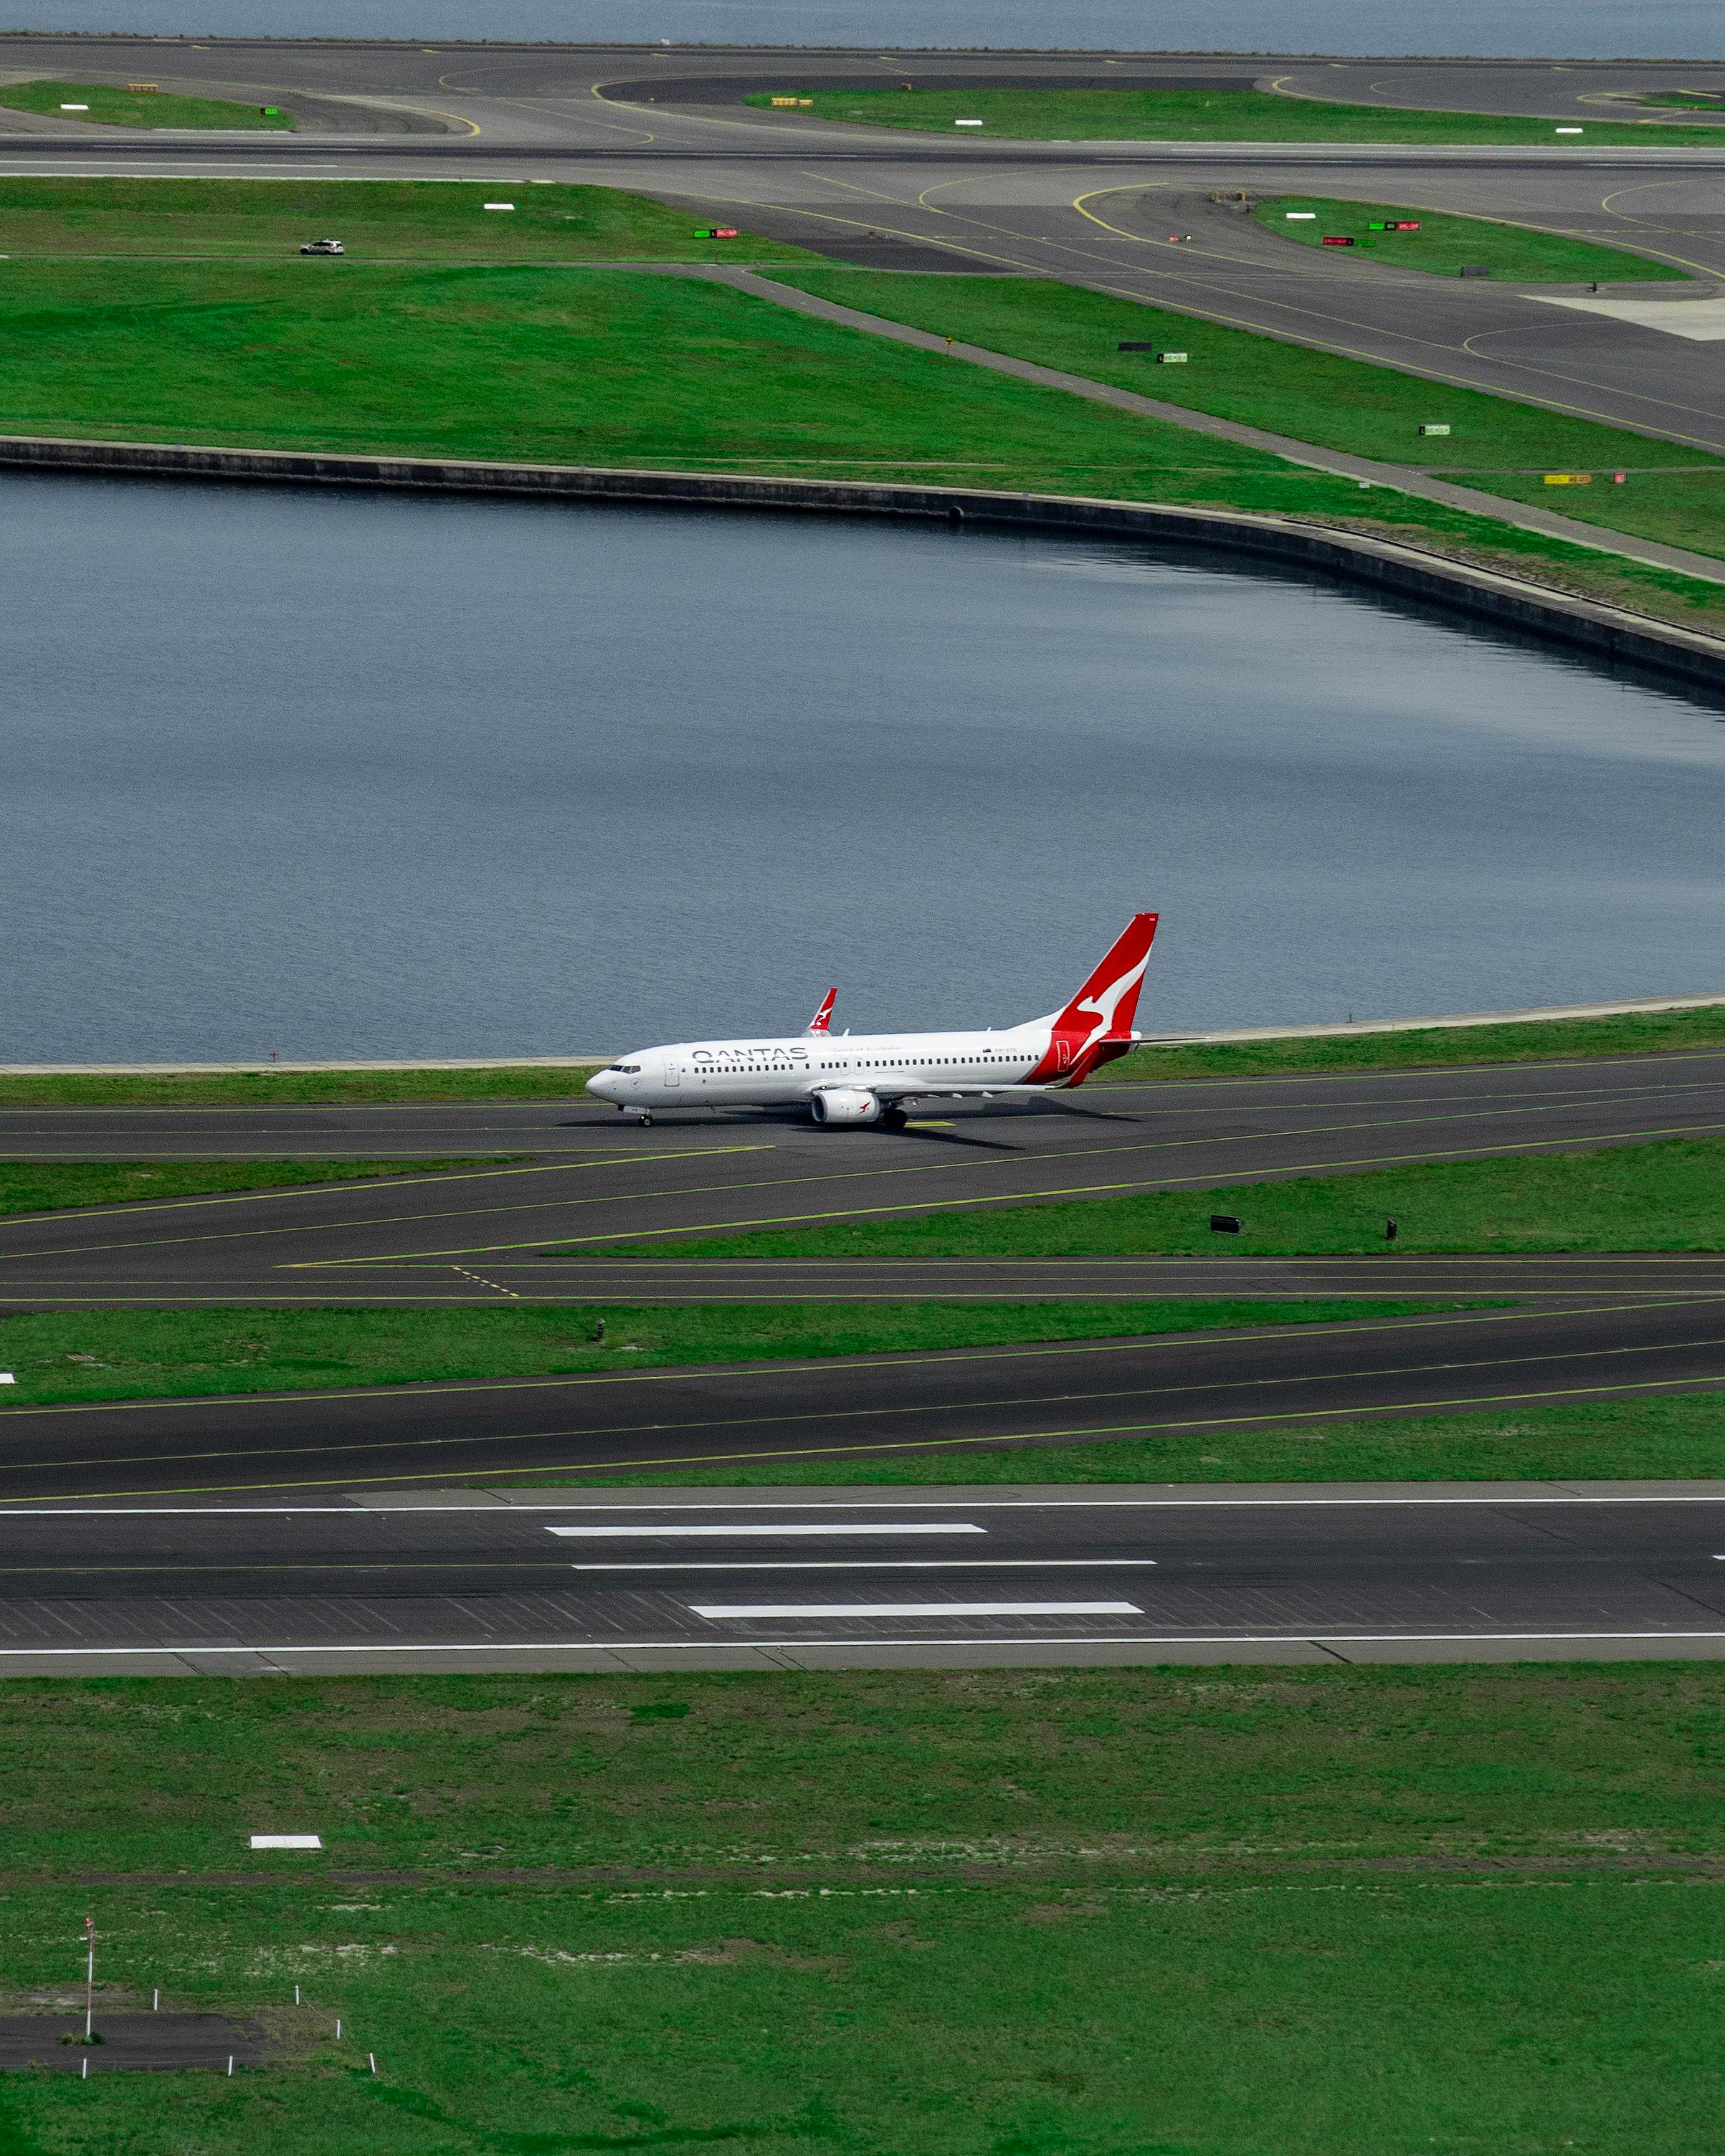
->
(809, 1087), (883, 1126)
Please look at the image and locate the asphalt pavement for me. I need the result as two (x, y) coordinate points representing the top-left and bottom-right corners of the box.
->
(4, 1483), (1725, 1674)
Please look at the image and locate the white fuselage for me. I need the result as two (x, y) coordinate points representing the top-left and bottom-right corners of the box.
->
(588, 1022), (1051, 1115)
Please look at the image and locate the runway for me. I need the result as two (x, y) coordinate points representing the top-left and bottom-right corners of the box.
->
(1, 40), (1724, 454)
(4, 1482), (1725, 1673)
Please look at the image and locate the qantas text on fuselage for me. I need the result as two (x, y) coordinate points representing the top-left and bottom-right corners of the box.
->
(585, 915), (1158, 1128)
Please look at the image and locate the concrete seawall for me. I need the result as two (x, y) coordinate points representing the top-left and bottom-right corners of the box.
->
(4, 431), (1725, 694)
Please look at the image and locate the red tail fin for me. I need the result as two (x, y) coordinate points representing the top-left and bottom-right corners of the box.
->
(1025, 914), (1159, 1085)
(806, 988), (837, 1036)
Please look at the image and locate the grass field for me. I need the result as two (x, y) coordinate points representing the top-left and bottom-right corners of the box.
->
(617, 1135), (1725, 1259)
(0, 1299), (1446, 1408)
(1254, 192), (1689, 280)
(0, 78), (293, 130)
(581, 1389), (1725, 1487)
(0, 1158), (503, 1218)
(0, 175), (811, 261)
(0, 1065), (604, 1106)
(753, 82), (1724, 148)
(0, 182), (1716, 631)
(0, 1664), (1719, 2153)
(774, 267), (1725, 566)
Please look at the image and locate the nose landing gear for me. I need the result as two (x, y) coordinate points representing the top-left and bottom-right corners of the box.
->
(637, 1112), (653, 1127)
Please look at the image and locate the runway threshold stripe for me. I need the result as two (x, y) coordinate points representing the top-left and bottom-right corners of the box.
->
(689, 1601), (1144, 1618)
(544, 1521), (984, 1537)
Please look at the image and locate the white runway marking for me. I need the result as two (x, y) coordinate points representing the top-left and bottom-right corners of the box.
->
(690, 1601), (1144, 1619)
(574, 1558), (1156, 1572)
(546, 1522), (984, 1537)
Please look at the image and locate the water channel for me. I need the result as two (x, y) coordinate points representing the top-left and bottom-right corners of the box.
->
(3, 472), (1722, 1062)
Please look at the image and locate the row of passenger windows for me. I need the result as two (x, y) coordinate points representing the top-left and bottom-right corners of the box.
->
(697, 1052), (1009, 1072)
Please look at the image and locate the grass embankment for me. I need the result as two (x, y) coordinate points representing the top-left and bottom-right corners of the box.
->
(0, 176), (814, 262)
(0, 183), (1720, 626)
(754, 82), (1724, 148)
(626, 1136), (1725, 1259)
(0, 1667), (1720, 2154)
(0, 1300), (1445, 1408)
(1093, 1003), (1725, 1082)
(0, 79), (293, 130)
(0, 181), (1716, 629)
(774, 267), (1725, 571)
(1255, 193), (1689, 281)
(0, 1158), (507, 1218)
(0, 1066), (604, 1106)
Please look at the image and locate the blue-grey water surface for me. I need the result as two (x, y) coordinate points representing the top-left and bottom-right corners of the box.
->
(3, 473), (1724, 1061)
(9, 4), (1719, 62)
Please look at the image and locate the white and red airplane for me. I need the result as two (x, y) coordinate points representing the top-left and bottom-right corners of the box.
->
(586, 914), (1158, 1127)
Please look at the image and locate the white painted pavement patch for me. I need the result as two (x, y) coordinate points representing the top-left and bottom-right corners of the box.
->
(547, 1522), (985, 1537)
(1535, 295), (1725, 341)
(250, 1833), (322, 1849)
(690, 1601), (1144, 1619)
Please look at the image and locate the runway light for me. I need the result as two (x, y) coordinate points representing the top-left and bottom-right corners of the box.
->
(1210, 1213), (1243, 1234)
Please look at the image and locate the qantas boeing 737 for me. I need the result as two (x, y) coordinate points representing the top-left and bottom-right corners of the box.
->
(586, 914), (1158, 1127)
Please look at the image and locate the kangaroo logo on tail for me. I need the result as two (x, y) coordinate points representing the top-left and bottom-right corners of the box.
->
(1025, 914), (1159, 1086)
(806, 988), (837, 1036)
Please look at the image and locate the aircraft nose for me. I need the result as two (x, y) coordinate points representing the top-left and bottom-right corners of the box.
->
(586, 1070), (617, 1100)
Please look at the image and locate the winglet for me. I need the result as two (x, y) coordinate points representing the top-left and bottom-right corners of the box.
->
(806, 988), (837, 1036)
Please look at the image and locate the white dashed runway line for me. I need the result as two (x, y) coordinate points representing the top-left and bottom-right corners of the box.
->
(544, 1520), (985, 1537)
(689, 1601), (1146, 1619)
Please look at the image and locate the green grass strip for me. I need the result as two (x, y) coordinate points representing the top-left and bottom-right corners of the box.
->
(1091, 1003), (1725, 1082)
(615, 1135), (1725, 1259)
(769, 267), (1725, 565)
(0, 1299), (1448, 1407)
(1254, 192), (1690, 280)
(0, 1066), (602, 1106)
(0, 1158), (511, 1218)
(0, 176), (817, 262)
(0, 79), (294, 131)
(575, 1389), (1725, 1488)
(761, 82), (1725, 147)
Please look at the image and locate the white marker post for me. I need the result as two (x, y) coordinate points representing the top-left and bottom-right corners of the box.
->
(82, 1916), (95, 2043)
